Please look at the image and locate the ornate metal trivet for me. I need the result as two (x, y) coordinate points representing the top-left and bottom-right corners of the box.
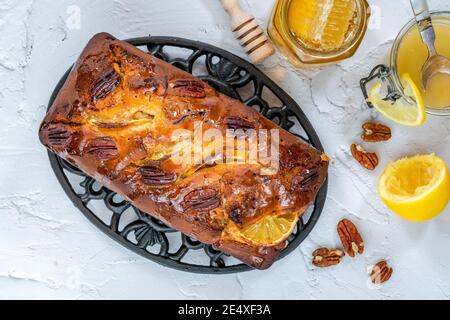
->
(47, 36), (328, 274)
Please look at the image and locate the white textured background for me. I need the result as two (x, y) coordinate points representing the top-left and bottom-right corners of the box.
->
(1, 0), (450, 300)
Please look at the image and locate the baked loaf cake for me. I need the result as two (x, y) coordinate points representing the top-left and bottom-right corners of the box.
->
(39, 33), (328, 269)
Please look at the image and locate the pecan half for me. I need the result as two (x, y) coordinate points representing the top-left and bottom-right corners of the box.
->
(351, 144), (378, 170)
(312, 248), (345, 268)
(85, 137), (119, 160)
(337, 219), (364, 258)
(45, 124), (72, 149)
(170, 79), (206, 98)
(139, 166), (176, 186)
(224, 116), (255, 130)
(361, 122), (392, 142)
(370, 260), (393, 284)
(292, 168), (319, 192)
(182, 188), (220, 212)
(91, 69), (121, 103)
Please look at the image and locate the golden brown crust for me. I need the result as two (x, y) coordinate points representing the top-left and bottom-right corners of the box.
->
(39, 33), (328, 269)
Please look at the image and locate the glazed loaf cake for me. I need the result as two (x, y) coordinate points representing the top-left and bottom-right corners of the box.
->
(39, 33), (328, 269)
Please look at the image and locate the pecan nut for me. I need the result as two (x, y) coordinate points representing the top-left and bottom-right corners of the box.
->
(182, 188), (220, 212)
(337, 219), (364, 258)
(45, 124), (72, 150)
(223, 116), (255, 130)
(312, 248), (345, 268)
(351, 144), (378, 170)
(370, 260), (393, 284)
(139, 166), (176, 186)
(361, 122), (391, 142)
(170, 79), (206, 98)
(91, 69), (121, 103)
(85, 137), (119, 160)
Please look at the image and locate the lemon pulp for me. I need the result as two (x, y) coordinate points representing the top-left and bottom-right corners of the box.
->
(379, 154), (450, 222)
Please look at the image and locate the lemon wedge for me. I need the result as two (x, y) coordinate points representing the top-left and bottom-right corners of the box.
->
(379, 154), (450, 222)
(368, 73), (426, 126)
(235, 212), (299, 246)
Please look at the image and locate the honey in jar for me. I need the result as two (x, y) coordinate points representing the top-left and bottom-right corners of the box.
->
(396, 16), (450, 109)
(268, 0), (371, 66)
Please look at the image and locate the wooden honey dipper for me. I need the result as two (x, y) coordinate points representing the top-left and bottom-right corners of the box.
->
(220, 0), (275, 64)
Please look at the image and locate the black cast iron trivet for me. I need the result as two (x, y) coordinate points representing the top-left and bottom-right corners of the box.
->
(47, 36), (328, 274)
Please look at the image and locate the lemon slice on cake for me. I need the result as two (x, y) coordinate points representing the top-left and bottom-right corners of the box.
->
(368, 73), (426, 126)
(231, 212), (299, 246)
(378, 154), (450, 222)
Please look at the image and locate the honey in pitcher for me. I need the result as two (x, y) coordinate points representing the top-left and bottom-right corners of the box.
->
(396, 16), (450, 109)
(268, 0), (370, 66)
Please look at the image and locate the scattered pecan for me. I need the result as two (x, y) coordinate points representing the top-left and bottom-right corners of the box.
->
(370, 260), (393, 284)
(224, 116), (255, 130)
(350, 144), (378, 170)
(91, 69), (121, 103)
(312, 248), (345, 268)
(291, 168), (319, 192)
(139, 166), (176, 186)
(45, 124), (72, 149)
(337, 219), (364, 258)
(170, 79), (206, 98)
(85, 137), (119, 160)
(182, 188), (220, 212)
(361, 122), (392, 142)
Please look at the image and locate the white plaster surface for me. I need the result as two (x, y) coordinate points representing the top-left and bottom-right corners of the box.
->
(0, 0), (450, 299)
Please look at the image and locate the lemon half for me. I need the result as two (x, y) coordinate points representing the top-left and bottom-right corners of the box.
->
(368, 74), (426, 126)
(379, 154), (450, 222)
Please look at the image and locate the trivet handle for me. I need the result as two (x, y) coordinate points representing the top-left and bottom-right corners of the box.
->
(220, 0), (275, 64)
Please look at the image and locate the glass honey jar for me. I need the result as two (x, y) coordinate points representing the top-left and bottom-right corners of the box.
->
(268, 0), (371, 67)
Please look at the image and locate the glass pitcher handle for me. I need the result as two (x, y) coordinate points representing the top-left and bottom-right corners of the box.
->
(360, 64), (402, 108)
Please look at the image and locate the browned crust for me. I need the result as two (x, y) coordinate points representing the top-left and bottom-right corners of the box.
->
(39, 33), (328, 269)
